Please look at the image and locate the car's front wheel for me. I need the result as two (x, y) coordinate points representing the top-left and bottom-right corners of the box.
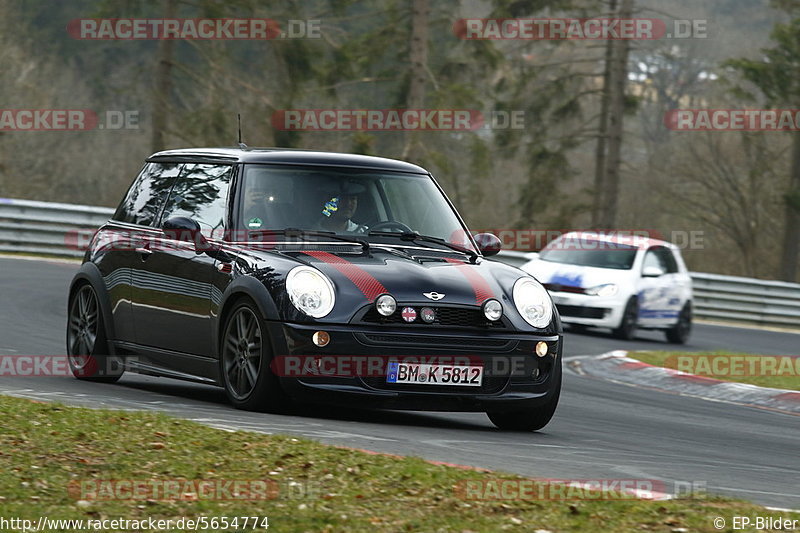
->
(665, 303), (692, 344)
(612, 297), (638, 340)
(66, 284), (123, 382)
(220, 299), (290, 412)
(487, 372), (561, 431)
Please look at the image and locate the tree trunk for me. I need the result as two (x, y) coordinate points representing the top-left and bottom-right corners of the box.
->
(598, 0), (633, 228)
(779, 133), (800, 281)
(591, 0), (617, 228)
(151, 0), (178, 153)
(402, 0), (429, 161)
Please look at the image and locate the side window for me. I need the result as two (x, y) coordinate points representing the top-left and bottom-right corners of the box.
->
(657, 248), (679, 273)
(113, 163), (182, 226)
(159, 163), (233, 236)
(642, 248), (668, 274)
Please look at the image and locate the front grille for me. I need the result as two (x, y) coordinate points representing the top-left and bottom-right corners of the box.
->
(358, 305), (508, 329)
(556, 304), (607, 319)
(356, 333), (515, 350)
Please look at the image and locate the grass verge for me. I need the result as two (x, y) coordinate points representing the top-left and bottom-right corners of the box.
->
(0, 395), (791, 532)
(629, 351), (799, 391)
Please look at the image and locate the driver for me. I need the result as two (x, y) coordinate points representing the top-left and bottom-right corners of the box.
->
(318, 182), (368, 233)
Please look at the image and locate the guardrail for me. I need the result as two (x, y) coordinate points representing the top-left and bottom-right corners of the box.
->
(1, 198), (798, 329)
(0, 198), (113, 258)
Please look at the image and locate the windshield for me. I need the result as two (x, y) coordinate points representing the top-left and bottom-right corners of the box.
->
(237, 164), (476, 252)
(539, 240), (638, 270)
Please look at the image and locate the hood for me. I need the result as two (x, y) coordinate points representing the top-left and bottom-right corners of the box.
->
(234, 244), (552, 331)
(280, 247), (505, 308)
(521, 257), (634, 290)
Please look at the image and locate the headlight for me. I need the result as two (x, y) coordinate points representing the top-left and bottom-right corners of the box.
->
(286, 266), (335, 318)
(482, 299), (503, 321)
(585, 283), (618, 297)
(375, 294), (397, 316)
(512, 277), (553, 328)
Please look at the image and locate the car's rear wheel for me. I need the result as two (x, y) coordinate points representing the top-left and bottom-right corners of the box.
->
(220, 300), (290, 412)
(665, 303), (692, 344)
(66, 284), (123, 383)
(487, 372), (561, 431)
(612, 297), (638, 340)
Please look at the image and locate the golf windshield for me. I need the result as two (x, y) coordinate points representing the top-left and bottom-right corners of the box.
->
(238, 164), (476, 252)
(539, 240), (638, 270)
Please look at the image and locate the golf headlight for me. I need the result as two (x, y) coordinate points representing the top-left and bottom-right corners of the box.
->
(286, 266), (335, 318)
(512, 277), (553, 328)
(586, 283), (618, 297)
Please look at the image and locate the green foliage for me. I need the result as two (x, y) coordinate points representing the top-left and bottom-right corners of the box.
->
(725, 18), (800, 105)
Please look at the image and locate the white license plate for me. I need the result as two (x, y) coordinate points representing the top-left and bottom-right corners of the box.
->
(386, 362), (483, 386)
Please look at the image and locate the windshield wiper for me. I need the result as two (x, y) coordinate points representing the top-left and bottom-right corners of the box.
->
(368, 231), (478, 263)
(249, 228), (369, 253)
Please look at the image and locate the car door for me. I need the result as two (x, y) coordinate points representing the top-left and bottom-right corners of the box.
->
(637, 246), (680, 326)
(102, 162), (182, 343)
(130, 162), (233, 367)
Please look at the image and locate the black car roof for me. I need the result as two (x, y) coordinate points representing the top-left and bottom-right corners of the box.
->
(147, 147), (429, 174)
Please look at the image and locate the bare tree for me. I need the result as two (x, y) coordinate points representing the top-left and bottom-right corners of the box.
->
(402, 0), (430, 161)
(595, 0), (634, 228)
(151, 0), (178, 153)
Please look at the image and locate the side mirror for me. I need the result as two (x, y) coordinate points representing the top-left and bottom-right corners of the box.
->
(473, 232), (502, 257)
(163, 217), (211, 252)
(642, 266), (665, 277)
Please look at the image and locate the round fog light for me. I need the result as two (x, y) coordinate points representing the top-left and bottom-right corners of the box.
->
(483, 299), (503, 321)
(375, 294), (397, 316)
(535, 341), (548, 357)
(313, 331), (330, 347)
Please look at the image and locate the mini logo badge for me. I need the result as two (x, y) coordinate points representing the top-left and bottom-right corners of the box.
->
(401, 307), (417, 322)
(423, 292), (445, 301)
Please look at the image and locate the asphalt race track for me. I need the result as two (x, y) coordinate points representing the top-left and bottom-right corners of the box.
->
(0, 257), (798, 508)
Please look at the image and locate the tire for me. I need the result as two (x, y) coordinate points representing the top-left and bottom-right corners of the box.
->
(220, 299), (291, 412)
(665, 303), (692, 344)
(612, 297), (638, 340)
(487, 371), (561, 431)
(66, 284), (124, 383)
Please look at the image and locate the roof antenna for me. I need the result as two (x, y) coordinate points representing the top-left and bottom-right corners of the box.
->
(237, 113), (247, 149)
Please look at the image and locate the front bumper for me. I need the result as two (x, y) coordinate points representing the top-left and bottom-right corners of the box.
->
(265, 322), (562, 412)
(549, 292), (625, 328)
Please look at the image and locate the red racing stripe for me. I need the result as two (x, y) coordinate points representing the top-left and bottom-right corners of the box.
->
(444, 258), (494, 304)
(303, 251), (387, 302)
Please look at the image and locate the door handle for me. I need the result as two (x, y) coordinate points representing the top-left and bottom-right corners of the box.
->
(135, 246), (152, 260)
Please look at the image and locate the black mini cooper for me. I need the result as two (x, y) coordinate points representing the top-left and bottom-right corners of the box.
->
(67, 148), (562, 430)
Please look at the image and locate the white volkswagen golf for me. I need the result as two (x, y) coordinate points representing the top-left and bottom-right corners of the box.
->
(521, 232), (693, 343)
